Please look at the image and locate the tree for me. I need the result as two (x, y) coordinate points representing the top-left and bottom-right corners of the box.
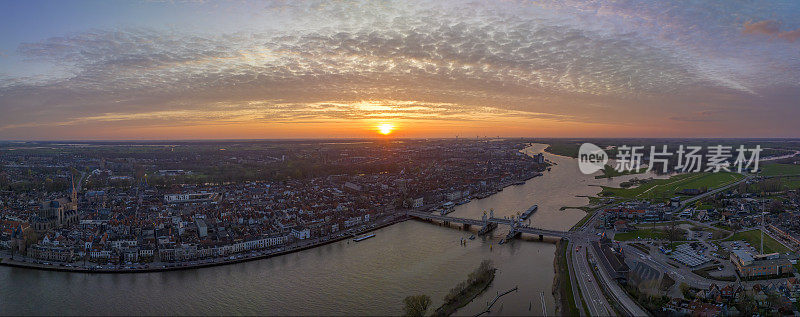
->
(22, 227), (38, 251)
(767, 200), (783, 213)
(403, 294), (432, 317)
(738, 182), (749, 194)
(668, 219), (679, 242)
(679, 282), (693, 299)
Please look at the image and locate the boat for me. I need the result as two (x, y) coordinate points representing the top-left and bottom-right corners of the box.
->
(469, 235), (475, 240)
(499, 238), (506, 245)
(440, 202), (455, 215)
(520, 205), (538, 220)
(513, 180), (525, 185)
(353, 233), (375, 242)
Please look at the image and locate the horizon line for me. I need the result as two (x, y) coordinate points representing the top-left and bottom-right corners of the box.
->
(2, 136), (800, 143)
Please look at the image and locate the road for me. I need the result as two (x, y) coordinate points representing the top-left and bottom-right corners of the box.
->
(566, 210), (622, 316)
(588, 245), (649, 317)
(570, 240), (612, 316)
(680, 174), (751, 207)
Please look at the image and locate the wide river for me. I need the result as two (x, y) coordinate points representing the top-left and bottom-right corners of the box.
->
(0, 143), (655, 315)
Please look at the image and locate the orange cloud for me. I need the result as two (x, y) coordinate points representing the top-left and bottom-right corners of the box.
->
(743, 20), (781, 35)
(743, 20), (800, 42)
(778, 28), (800, 42)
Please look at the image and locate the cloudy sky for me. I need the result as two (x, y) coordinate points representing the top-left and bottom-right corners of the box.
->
(1, 0), (799, 140)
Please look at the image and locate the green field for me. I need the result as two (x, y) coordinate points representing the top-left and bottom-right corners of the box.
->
(760, 163), (800, 177)
(696, 202), (714, 210)
(614, 228), (669, 241)
(724, 229), (791, 254)
(783, 177), (800, 190)
(599, 172), (744, 200)
(596, 164), (646, 179)
(633, 220), (691, 228)
(545, 143), (580, 158)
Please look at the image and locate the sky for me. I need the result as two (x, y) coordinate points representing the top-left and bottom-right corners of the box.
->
(0, 0), (799, 140)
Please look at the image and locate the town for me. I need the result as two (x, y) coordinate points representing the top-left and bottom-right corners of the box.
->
(0, 139), (546, 270)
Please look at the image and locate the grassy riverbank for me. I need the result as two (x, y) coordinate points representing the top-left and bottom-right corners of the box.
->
(553, 240), (581, 316)
(433, 260), (496, 316)
(599, 172), (743, 200)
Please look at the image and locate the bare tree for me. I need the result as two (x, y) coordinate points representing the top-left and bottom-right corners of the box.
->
(403, 294), (432, 317)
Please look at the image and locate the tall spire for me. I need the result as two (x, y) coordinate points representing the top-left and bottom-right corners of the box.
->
(70, 171), (77, 202)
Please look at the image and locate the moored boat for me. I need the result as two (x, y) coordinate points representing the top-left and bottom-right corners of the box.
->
(353, 233), (375, 242)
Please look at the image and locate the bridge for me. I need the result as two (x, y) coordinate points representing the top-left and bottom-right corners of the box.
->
(406, 210), (570, 240)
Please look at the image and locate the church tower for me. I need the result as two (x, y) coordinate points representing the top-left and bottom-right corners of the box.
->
(69, 173), (78, 211)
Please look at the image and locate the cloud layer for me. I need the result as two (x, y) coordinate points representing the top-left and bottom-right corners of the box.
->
(0, 0), (799, 139)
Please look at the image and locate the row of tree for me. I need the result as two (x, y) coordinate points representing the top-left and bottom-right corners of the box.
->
(402, 260), (495, 316)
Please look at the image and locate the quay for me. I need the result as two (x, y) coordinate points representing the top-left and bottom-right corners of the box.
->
(0, 215), (409, 274)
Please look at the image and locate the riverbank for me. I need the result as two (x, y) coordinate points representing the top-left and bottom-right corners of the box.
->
(552, 240), (580, 316)
(0, 215), (409, 274)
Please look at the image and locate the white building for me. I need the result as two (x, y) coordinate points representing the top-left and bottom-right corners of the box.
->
(291, 227), (311, 240)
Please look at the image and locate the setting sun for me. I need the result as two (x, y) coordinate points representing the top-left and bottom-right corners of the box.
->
(378, 123), (394, 135)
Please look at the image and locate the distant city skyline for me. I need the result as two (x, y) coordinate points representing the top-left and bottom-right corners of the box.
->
(1, 0), (799, 140)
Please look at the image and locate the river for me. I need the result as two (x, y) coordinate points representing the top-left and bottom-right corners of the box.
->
(0, 143), (658, 315)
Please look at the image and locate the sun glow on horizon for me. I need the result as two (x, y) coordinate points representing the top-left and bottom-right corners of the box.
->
(377, 123), (394, 135)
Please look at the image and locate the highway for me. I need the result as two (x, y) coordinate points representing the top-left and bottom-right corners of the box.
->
(588, 245), (649, 317)
(568, 207), (650, 316)
(570, 240), (612, 316)
(566, 210), (620, 316)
